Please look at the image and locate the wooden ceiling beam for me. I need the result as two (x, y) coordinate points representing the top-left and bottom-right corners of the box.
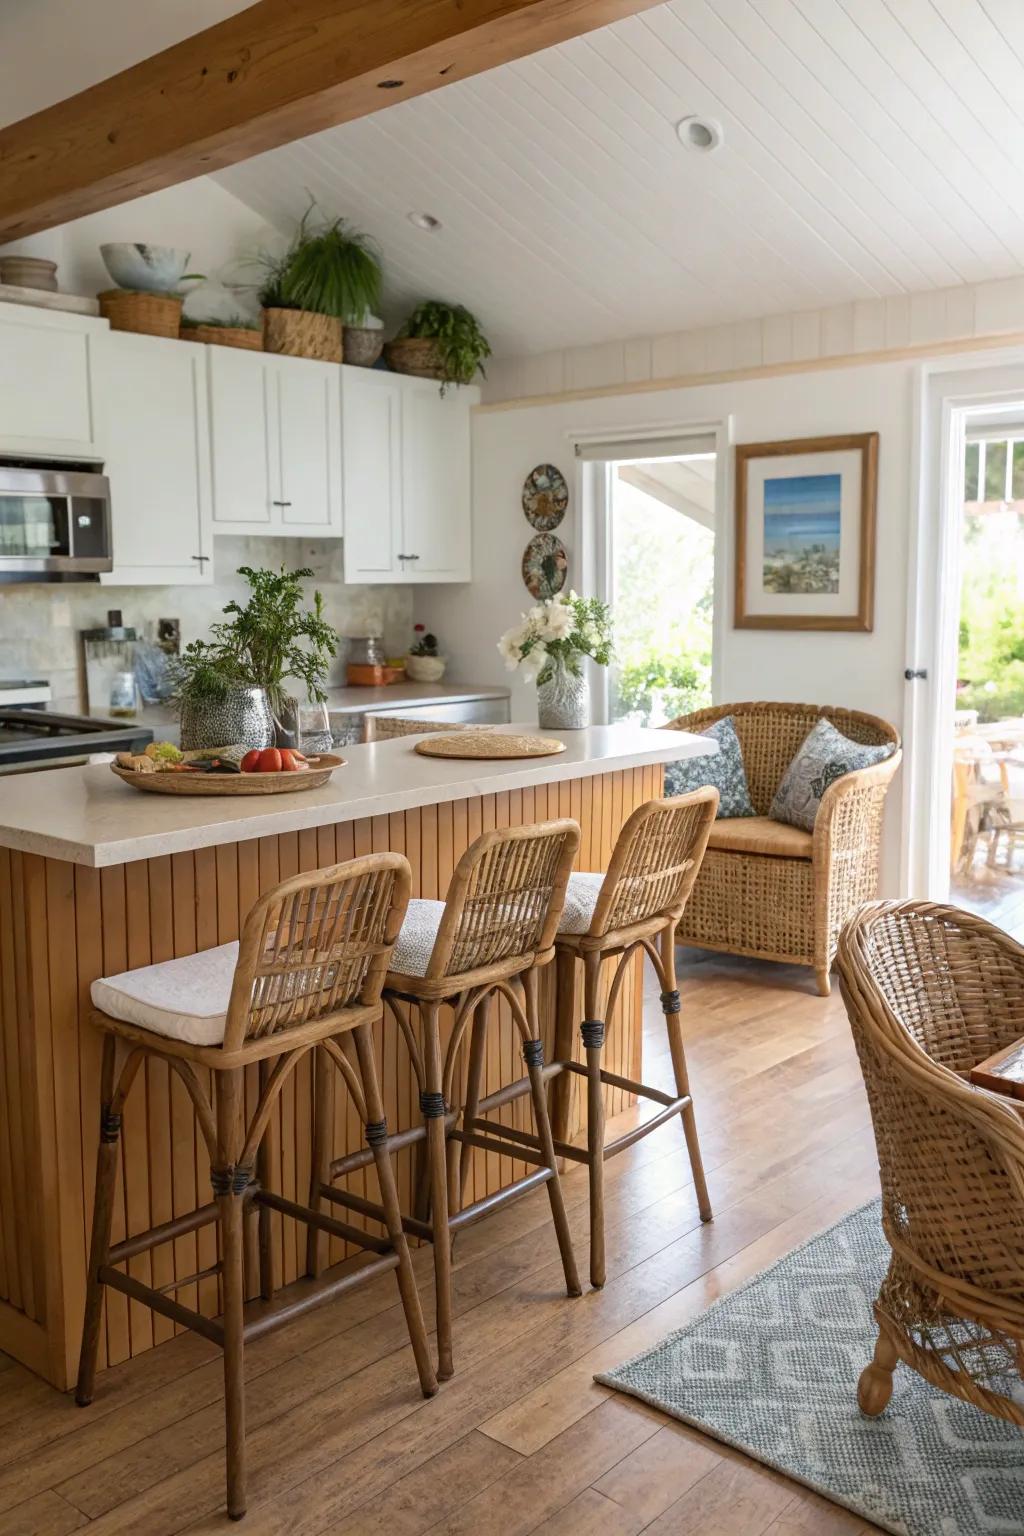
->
(0, 0), (664, 244)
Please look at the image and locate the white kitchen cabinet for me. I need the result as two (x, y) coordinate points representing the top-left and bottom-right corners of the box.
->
(340, 369), (402, 580)
(92, 331), (213, 585)
(0, 302), (104, 457)
(342, 368), (475, 584)
(208, 348), (342, 536)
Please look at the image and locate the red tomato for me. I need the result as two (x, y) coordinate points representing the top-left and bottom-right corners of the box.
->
(240, 750), (262, 773)
(257, 747), (282, 773)
(278, 749), (298, 772)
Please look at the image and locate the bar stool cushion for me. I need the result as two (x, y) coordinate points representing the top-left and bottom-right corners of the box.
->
(558, 872), (606, 934)
(91, 942), (240, 1047)
(389, 898), (447, 977)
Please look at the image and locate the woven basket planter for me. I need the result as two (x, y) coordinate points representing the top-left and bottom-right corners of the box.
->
(184, 323), (263, 351)
(343, 326), (384, 368)
(263, 307), (343, 363)
(385, 336), (446, 380)
(99, 290), (182, 339)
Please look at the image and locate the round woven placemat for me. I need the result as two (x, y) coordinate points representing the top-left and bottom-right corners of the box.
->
(414, 732), (566, 760)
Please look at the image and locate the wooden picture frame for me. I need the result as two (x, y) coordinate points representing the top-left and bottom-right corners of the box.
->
(734, 432), (878, 631)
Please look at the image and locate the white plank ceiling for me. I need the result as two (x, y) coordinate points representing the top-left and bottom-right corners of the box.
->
(215, 0), (1024, 357)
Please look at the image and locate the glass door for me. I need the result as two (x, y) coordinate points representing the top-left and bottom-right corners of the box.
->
(605, 454), (716, 726)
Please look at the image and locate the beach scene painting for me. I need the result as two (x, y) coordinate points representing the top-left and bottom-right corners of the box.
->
(762, 472), (841, 595)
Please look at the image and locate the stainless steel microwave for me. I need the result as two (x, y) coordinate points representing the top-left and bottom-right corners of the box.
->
(0, 459), (112, 582)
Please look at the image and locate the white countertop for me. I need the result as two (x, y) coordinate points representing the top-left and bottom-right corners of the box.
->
(0, 723), (715, 868)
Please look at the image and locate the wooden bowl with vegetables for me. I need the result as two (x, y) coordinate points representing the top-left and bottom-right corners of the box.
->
(110, 742), (345, 796)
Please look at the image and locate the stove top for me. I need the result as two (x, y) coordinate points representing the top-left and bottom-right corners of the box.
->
(0, 709), (153, 768)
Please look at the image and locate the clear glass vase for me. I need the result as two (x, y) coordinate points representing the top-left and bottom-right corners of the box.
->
(537, 659), (590, 730)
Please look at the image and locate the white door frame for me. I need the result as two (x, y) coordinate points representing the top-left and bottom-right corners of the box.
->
(568, 414), (733, 722)
(903, 350), (1024, 898)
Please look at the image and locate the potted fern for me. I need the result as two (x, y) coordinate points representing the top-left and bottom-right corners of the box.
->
(260, 202), (382, 364)
(386, 301), (491, 394)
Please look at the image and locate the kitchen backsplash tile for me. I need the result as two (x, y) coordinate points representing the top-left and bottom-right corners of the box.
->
(0, 537), (413, 714)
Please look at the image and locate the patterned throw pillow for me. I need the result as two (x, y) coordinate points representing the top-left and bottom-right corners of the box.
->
(663, 715), (756, 819)
(770, 718), (894, 833)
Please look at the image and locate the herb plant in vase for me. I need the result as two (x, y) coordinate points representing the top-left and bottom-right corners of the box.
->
(498, 593), (613, 729)
(386, 301), (491, 395)
(169, 566), (339, 751)
(259, 201), (382, 364)
(405, 623), (446, 683)
(169, 643), (275, 754)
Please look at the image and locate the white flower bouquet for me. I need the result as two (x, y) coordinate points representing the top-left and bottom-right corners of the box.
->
(497, 591), (613, 685)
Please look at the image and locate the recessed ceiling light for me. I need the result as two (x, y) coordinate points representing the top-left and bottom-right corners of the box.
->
(408, 211), (443, 233)
(676, 115), (723, 153)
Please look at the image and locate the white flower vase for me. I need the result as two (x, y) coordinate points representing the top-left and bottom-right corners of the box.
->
(537, 660), (590, 729)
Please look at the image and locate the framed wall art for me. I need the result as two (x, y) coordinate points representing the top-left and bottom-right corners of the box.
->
(734, 433), (878, 632)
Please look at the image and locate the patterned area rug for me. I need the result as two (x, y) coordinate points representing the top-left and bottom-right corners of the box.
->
(596, 1201), (1024, 1536)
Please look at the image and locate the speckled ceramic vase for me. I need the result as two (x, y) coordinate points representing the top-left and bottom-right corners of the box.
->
(537, 661), (590, 730)
(179, 685), (275, 752)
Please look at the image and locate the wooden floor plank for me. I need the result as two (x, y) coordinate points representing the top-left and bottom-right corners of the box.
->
(0, 954), (886, 1536)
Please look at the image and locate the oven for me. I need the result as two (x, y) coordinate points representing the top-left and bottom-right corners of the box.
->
(0, 458), (112, 581)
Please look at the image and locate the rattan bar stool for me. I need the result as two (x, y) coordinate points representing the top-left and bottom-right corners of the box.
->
(548, 789), (719, 1289)
(309, 819), (582, 1380)
(76, 855), (436, 1521)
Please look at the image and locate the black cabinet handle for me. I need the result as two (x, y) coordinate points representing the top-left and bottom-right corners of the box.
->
(271, 500), (293, 508)
(191, 554), (209, 565)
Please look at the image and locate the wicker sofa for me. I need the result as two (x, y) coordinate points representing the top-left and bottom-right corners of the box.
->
(665, 701), (901, 994)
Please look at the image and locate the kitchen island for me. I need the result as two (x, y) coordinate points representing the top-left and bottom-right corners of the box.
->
(0, 723), (713, 1388)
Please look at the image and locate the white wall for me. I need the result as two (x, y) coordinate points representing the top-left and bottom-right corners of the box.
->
(417, 353), (935, 891)
(0, 176), (281, 299)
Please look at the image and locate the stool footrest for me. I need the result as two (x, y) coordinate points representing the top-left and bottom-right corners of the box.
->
(448, 1168), (553, 1233)
(560, 1059), (678, 1108)
(328, 1112), (457, 1180)
(158, 1262), (222, 1296)
(243, 1252), (401, 1343)
(476, 1062), (561, 1116)
(603, 1096), (691, 1160)
(98, 1265), (225, 1347)
(450, 1127), (551, 1170)
(255, 1189), (392, 1255)
(463, 1116), (588, 1166)
(108, 1200), (220, 1265)
(318, 1182), (434, 1243)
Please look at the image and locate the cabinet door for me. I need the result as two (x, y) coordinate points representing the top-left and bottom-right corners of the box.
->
(208, 347), (275, 529)
(341, 370), (402, 582)
(93, 333), (212, 585)
(0, 304), (101, 456)
(399, 382), (472, 581)
(276, 356), (342, 534)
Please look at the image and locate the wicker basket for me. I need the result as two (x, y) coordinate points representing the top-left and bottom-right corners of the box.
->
(384, 336), (446, 380)
(185, 322), (263, 351)
(263, 307), (343, 363)
(343, 326), (385, 368)
(98, 290), (182, 339)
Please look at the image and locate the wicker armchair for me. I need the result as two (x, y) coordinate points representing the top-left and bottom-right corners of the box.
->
(837, 901), (1024, 1426)
(666, 702), (901, 993)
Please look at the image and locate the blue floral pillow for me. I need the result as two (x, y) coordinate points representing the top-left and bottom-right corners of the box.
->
(770, 718), (894, 832)
(663, 715), (756, 819)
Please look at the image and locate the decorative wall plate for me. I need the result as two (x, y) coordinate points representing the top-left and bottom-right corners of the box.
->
(522, 463), (568, 531)
(522, 532), (568, 599)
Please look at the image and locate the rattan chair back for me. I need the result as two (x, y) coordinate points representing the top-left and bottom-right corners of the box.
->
(426, 819), (580, 980)
(837, 900), (1024, 1410)
(223, 854), (412, 1051)
(587, 789), (718, 938)
(668, 701), (899, 815)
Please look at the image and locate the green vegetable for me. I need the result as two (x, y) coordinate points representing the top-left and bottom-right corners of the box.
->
(149, 740), (183, 764)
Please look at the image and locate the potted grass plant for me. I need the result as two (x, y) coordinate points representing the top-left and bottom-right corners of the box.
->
(386, 300), (491, 394)
(260, 202), (382, 364)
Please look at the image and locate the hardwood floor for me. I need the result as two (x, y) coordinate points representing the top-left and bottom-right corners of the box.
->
(0, 952), (881, 1536)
